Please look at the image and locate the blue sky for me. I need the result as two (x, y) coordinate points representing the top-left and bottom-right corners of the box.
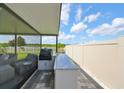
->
(0, 3), (124, 44)
(59, 3), (124, 44)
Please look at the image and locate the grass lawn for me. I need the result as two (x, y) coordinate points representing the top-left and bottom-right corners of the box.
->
(17, 52), (39, 60)
(0, 45), (65, 60)
(17, 53), (27, 60)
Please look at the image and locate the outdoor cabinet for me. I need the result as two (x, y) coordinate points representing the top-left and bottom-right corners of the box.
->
(38, 57), (54, 70)
(54, 54), (79, 89)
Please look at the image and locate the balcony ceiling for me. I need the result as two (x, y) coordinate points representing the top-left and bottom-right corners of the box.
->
(5, 3), (61, 35)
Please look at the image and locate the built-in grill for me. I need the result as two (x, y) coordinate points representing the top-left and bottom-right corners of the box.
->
(38, 48), (54, 70)
(39, 48), (53, 60)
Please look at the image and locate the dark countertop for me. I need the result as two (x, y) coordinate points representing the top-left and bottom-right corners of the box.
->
(54, 54), (79, 70)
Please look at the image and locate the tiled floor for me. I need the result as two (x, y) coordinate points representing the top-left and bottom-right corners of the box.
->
(78, 70), (97, 89)
(22, 69), (102, 89)
(78, 69), (103, 89)
(23, 70), (54, 89)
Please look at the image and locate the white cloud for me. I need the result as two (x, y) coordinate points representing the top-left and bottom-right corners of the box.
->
(83, 12), (101, 23)
(83, 16), (88, 23)
(42, 36), (56, 44)
(86, 40), (97, 44)
(22, 31), (75, 44)
(0, 35), (14, 43)
(70, 22), (87, 33)
(86, 6), (93, 12)
(88, 12), (101, 23)
(102, 12), (111, 19)
(59, 31), (75, 40)
(79, 36), (97, 44)
(85, 29), (93, 37)
(75, 7), (82, 22)
(90, 18), (124, 35)
(112, 18), (124, 27)
(61, 4), (71, 25)
(86, 29), (91, 34)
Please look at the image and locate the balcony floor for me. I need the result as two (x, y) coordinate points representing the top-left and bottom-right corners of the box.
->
(22, 70), (54, 89)
(22, 69), (102, 89)
(78, 69), (103, 89)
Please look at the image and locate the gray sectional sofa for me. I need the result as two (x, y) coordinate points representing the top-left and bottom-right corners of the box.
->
(0, 64), (15, 84)
(13, 54), (38, 75)
(0, 53), (38, 89)
(0, 54), (17, 85)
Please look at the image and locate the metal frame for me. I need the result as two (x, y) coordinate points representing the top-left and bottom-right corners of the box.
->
(39, 35), (58, 53)
(0, 34), (58, 54)
(14, 34), (17, 55)
(56, 35), (58, 53)
(40, 35), (42, 49)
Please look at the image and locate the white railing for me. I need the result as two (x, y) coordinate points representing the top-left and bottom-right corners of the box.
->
(0, 46), (56, 54)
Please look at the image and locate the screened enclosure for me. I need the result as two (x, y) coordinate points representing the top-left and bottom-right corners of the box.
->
(0, 3), (61, 56)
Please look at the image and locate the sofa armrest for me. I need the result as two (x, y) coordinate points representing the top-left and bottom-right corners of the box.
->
(0, 64), (15, 84)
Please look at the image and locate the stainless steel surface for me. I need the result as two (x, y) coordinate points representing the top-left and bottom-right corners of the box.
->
(54, 54), (79, 70)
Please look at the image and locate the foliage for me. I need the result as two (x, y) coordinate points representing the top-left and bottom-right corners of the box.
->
(26, 43), (65, 48)
(0, 44), (8, 53)
(8, 36), (26, 46)
(17, 53), (27, 60)
(8, 40), (15, 46)
(20, 46), (25, 51)
(17, 36), (26, 46)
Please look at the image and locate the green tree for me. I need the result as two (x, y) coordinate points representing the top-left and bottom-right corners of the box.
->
(0, 43), (8, 53)
(8, 36), (26, 46)
(17, 36), (26, 46)
(8, 40), (15, 46)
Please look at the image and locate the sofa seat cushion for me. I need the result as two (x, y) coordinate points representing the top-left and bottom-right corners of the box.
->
(0, 65), (15, 84)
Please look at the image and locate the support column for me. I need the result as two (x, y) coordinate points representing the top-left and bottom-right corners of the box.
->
(40, 35), (42, 49)
(56, 35), (58, 53)
(15, 34), (17, 55)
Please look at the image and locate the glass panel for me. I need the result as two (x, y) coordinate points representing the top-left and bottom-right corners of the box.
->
(0, 35), (15, 54)
(58, 36), (65, 53)
(42, 36), (56, 55)
(58, 43), (65, 53)
(17, 35), (40, 60)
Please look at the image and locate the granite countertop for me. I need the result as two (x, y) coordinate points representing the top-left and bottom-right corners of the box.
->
(54, 54), (79, 70)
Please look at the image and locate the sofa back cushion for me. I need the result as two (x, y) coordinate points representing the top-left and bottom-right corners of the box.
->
(26, 54), (38, 62)
(0, 54), (17, 65)
(0, 54), (9, 60)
